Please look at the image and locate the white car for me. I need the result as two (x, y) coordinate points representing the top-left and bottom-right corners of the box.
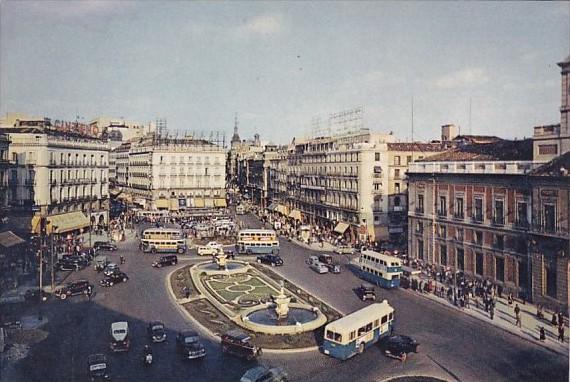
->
(197, 246), (221, 256)
(309, 262), (329, 274)
(333, 245), (354, 255)
(110, 321), (129, 352)
(206, 241), (224, 249)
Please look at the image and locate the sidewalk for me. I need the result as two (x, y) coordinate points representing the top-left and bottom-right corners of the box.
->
(406, 280), (569, 356)
(290, 238), (336, 252)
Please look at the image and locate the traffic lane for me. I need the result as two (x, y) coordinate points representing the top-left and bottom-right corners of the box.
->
(273, 238), (568, 381)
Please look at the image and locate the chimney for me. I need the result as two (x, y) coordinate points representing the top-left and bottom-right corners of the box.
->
(442, 124), (459, 141)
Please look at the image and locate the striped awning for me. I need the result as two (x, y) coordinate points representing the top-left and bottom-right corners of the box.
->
(204, 198), (214, 208)
(214, 198), (227, 207)
(289, 209), (302, 221)
(0, 231), (25, 248)
(169, 199), (179, 211)
(155, 199), (169, 209)
(334, 222), (350, 234)
(32, 212), (91, 234)
(193, 198), (205, 208)
(275, 204), (289, 215)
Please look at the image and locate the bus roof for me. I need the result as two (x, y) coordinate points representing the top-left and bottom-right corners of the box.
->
(238, 229), (276, 234)
(143, 228), (181, 233)
(361, 250), (401, 263)
(325, 301), (393, 334)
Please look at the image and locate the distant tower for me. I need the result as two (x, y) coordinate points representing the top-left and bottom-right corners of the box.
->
(156, 118), (167, 139)
(559, 55), (570, 136)
(254, 133), (260, 147)
(441, 124), (459, 141)
(231, 113), (241, 148)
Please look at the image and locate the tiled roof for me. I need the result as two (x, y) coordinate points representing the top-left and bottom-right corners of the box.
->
(419, 138), (533, 162)
(530, 151), (570, 176)
(453, 135), (501, 144)
(387, 142), (445, 152)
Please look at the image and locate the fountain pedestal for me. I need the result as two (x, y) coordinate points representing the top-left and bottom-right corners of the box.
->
(213, 253), (228, 270)
(272, 287), (291, 319)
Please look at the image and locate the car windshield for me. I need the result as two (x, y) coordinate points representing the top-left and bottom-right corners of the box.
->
(113, 329), (126, 334)
(152, 325), (164, 331)
(184, 336), (198, 344)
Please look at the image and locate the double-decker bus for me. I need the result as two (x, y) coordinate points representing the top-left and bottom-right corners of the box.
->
(135, 210), (168, 221)
(236, 229), (279, 255)
(358, 250), (402, 288)
(142, 228), (183, 241)
(141, 239), (187, 254)
(323, 301), (395, 360)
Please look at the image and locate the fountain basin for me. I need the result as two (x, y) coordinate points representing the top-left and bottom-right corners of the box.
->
(240, 303), (327, 335)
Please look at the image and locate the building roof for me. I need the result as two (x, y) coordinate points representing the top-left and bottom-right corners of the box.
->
(530, 151), (570, 177)
(387, 142), (445, 152)
(420, 138), (533, 162)
(453, 135), (502, 144)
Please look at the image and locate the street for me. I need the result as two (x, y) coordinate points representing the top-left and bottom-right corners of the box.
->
(7, 215), (568, 382)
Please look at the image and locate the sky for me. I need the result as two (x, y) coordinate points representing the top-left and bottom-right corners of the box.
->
(1, 1), (569, 144)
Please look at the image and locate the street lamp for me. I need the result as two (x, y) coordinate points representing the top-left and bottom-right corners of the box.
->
(50, 224), (58, 293)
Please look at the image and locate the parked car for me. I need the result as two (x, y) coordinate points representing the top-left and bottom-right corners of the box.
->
(93, 255), (109, 272)
(54, 280), (93, 300)
(100, 271), (129, 287)
(333, 245), (354, 255)
(318, 254), (341, 274)
(148, 321), (167, 343)
(55, 260), (81, 272)
(110, 321), (130, 352)
(380, 335), (419, 358)
(152, 255), (178, 268)
(221, 330), (262, 360)
(176, 330), (206, 359)
(356, 283), (376, 301)
(61, 255), (89, 268)
(87, 353), (110, 382)
(103, 263), (120, 277)
(309, 262), (329, 274)
(256, 254), (283, 267)
(95, 242), (117, 252)
(240, 366), (288, 382)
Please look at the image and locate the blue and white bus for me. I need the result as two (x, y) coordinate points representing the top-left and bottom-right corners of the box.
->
(358, 250), (402, 288)
(235, 229), (280, 255)
(322, 301), (395, 360)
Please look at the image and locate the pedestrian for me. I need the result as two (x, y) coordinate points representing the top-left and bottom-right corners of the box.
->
(514, 304), (522, 328)
(507, 293), (513, 305)
(489, 304), (494, 320)
(557, 311), (564, 327)
(539, 326), (546, 341)
(558, 324), (565, 343)
(536, 304), (544, 319)
(551, 313), (558, 326)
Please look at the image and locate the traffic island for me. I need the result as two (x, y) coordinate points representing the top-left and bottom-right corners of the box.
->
(170, 261), (342, 350)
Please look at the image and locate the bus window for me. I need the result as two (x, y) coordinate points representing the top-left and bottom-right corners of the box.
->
(365, 323), (372, 332)
(381, 315), (388, 324)
(357, 326), (366, 336)
(389, 312), (393, 320)
(326, 331), (334, 340)
(374, 319), (379, 327)
(349, 331), (355, 341)
(334, 333), (342, 342)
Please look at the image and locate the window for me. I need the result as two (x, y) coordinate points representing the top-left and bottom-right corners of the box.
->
(496, 257), (504, 282)
(538, 144), (558, 155)
(417, 194), (424, 213)
(440, 244), (447, 266)
(394, 169), (400, 179)
(395, 183), (400, 193)
(381, 315), (388, 324)
(455, 197), (464, 218)
(543, 204), (556, 232)
(375, 153), (380, 161)
(349, 331), (356, 341)
(516, 201), (528, 227)
(417, 240), (424, 260)
(494, 199), (504, 225)
(457, 248), (465, 271)
(456, 228), (464, 242)
(438, 195), (447, 216)
(407, 155), (412, 164)
(474, 197), (483, 222)
(474, 231), (483, 246)
(394, 156), (400, 165)
(439, 225), (447, 238)
(476, 252), (484, 275)
(394, 196), (401, 207)
(416, 221), (423, 233)
(374, 319), (379, 327)
(494, 234), (504, 250)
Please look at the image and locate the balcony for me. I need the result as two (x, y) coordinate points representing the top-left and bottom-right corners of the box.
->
(514, 219), (530, 230)
(437, 210), (447, 218)
(492, 216), (505, 226)
(531, 222), (570, 238)
(471, 215), (484, 224)
(452, 212), (464, 221)
(414, 207), (424, 215)
(408, 160), (541, 176)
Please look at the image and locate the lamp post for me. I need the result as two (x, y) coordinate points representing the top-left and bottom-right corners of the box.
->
(50, 225), (58, 292)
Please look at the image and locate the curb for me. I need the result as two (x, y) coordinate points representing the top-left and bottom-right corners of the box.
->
(402, 288), (568, 357)
(164, 267), (320, 355)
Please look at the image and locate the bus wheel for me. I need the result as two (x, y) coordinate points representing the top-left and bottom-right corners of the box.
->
(358, 343), (364, 354)
(151, 248), (157, 254)
(177, 248), (184, 254)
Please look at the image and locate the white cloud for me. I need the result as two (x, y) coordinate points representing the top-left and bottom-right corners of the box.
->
(241, 14), (283, 35)
(432, 68), (489, 89)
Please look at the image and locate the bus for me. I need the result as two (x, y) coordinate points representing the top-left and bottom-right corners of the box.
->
(141, 239), (187, 254)
(358, 250), (402, 288)
(322, 301), (394, 360)
(236, 239), (280, 255)
(142, 228), (183, 241)
(135, 210), (168, 221)
(237, 229), (277, 242)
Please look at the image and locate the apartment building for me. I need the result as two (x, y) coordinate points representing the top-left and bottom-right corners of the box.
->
(0, 118), (109, 234)
(0, 134), (11, 223)
(118, 136), (226, 210)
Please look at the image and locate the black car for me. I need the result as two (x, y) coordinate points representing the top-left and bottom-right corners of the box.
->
(100, 271), (129, 287)
(55, 260), (81, 271)
(94, 242), (117, 251)
(356, 283), (376, 301)
(256, 254), (283, 267)
(148, 321), (167, 343)
(380, 335), (419, 357)
(221, 330), (262, 360)
(176, 330), (206, 359)
(88, 353), (110, 381)
(152, 255), (178, 268)
(62, 255), (89, 267)
(55, 280), (93, 300)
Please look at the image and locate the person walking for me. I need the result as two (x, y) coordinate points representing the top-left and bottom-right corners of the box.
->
(539, 326), (546, 341)
(507, 293), (513, 305)
(489, 303), (495, 320)
(558, 324), (565, 343)
(514, 304), (522, 328)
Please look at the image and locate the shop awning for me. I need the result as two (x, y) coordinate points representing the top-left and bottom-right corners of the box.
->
(214, 198), (227, 207)
(289, 209), (302, 221)
(334, 222), (350, 234)
(204, 198), (214, 208)
(194, 198), (205, 208)
(155, 199), (169, 209)
(169, 199), (179, 211)
(34, 212), (91, 234)
(275, 204), (289, 215)
(0, 231), (25, 248)
(267, 203), (277, 211)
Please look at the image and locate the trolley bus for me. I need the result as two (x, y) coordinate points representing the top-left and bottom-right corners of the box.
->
(322, 301), (395, 360)
(236, 229), (279, 255)
(358, 250), (402, 288)
(142, 228), (183, 241)
(141, 239), (187, 254)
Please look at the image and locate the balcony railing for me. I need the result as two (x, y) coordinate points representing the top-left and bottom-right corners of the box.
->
(531, 222), (569, 237)
(437, 210), (447, 218)
(452, 212), (464, 220)
(514, 219), (530, 229)
(492, 216), (505, 226)
(414, 207), (424, 215)
(471, 215), (484, 224)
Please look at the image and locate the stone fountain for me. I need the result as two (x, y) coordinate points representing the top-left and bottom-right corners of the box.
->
(272, 286), (291, 319)
(213, 252), (228, 270)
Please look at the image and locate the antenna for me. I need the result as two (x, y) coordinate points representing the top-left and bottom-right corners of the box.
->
(469, 97), (472, 135)
(411, 96), (414, 161)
